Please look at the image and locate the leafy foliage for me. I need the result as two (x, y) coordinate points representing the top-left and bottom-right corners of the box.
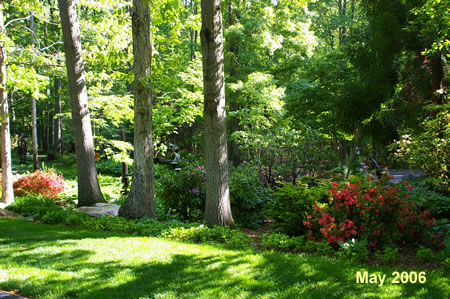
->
(158, 162), (272, 228)
(6, 194), (64, 218)
(159, 164), (206, 221)
(391, 105), (449, 184)
(265, 180), (329, 236)
(229, 162), (272, 228)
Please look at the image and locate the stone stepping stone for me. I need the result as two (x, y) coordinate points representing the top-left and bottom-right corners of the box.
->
(0, 291), (26, 299)
(74, 203), (120, 218)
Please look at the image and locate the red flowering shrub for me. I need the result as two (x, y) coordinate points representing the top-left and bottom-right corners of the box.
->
(14, 170), (65, 199)
(304, 176), (438, 249)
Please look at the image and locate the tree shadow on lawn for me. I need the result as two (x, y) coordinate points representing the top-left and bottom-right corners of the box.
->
(0, 219), (448, 298)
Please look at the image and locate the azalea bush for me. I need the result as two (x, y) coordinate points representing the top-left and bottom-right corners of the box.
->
(304, 176), (441, 250)
(159, 164), (206, 221)
(13, 170), (65, 199)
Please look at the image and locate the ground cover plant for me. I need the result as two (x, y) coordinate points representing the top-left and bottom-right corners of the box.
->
(0, 218), (448, 299)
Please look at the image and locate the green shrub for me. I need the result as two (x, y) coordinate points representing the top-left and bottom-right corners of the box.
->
(42, 210), (69, 224)
(159, 162), (272, 227)
(416, 246), (434, 262)
(391, 106), (449, 184)
(229, 163), (272, 228)
(401, 177), (449, 219)
(265, 180), (328, 235)
(441, 258), (450, 271)
(313, 241), (334, 256)
(159, 164), (206, 221)
(96, 160), (123, 176)
(227, 232), (251, 248)
(337, 239), (369, 262)
(380, 247), (400, 264)
(65, 212), (92, 226)
(6, 194), (63, 218)
(260, 233), (310, 253)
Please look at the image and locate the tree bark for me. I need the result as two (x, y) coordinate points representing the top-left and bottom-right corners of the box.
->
(0, 0), (14, 205)
(30, 13), (39, 171)
(201, 0), (234, 226)
(54, 78), (62, 155)
(227, 1), (240, 166)
(31, 97), (39, 171)
(58, 0), (105, 206)
(120, 128), (129, 195)
(44, 100), (50, 151)
(8, 89), (14, 122)
(431, 54), (444, 107)
(118, 0), (156, 219)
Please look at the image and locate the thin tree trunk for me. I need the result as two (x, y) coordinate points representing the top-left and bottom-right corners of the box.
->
(54, 78), (62, 155)
(31, 98), (39, 170)
(44, 99), (50, 151)
(431, 54), (444, 108)
(119, 0), (156, 219)
(338, 0), (347, 45)
(48, 111), (53, 149)
(0, 0), (14, 204)
(201, 0), (234, 226)
(58, 0), (105, 206)
(227, 1), (240, 166)
(8, 89), (14, 122)
(120, 128), (129, 195)
(30, 13), (39, 171)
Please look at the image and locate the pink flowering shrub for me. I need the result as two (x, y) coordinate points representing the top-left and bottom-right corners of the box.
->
(304, 176), (439, 249)
(14, 170), (65, 199)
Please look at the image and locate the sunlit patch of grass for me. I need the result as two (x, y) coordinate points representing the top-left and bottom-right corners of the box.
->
(98, 174), (123, 202)
(61, 174), (124, 203)
(0, 219), (448, 298)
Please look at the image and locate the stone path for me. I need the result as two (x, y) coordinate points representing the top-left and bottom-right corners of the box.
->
(388, 169), (425, 183)
(0, 291), (26, 299)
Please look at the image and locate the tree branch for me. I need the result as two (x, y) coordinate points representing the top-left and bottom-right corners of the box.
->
(5, 16), (31, 29)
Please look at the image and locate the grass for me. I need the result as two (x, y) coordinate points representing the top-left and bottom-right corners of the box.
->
(0, 219), (448, 298)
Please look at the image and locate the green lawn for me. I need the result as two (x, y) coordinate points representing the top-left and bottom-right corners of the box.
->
(0, 219), (448, 299)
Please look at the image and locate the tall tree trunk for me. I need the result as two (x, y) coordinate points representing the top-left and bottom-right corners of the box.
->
(30, 13), (39, 171)
(227, 1), (240, 166)
(31, 97), (39, 170)
(8, 89), (14, 122)
(44, 99), (50, 151)
(120, 128), (129, 195)
(118, 0), (156, 219)
(58, 0), (105, 206)
(0, 0), (14, 204)
(338, 0), (347, 45)
(431, 54), (444, 107)
(54, 78), (62, 155)
(201, 0), (234, 226)
(48, 111), (53, 149)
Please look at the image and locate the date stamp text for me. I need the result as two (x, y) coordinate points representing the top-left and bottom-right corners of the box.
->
(356, 271), (426, 286)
